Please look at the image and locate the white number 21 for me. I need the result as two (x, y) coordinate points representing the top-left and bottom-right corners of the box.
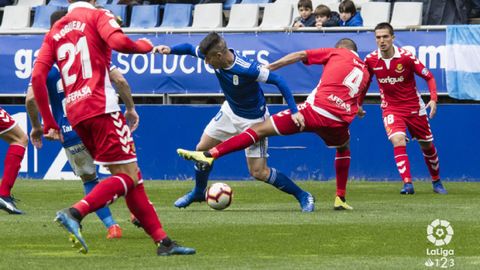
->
(57, 36), (92, 86)
(343, 67), (364, 97)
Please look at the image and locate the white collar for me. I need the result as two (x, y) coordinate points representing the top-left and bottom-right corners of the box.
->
(350, 50), (359, 58)
(68, 1), (96, 13)
(377, 45), (401, 60)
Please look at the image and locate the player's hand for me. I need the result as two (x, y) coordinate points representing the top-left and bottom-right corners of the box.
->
(357, 106), (367, 119)
(426, 100), (437, 119)
(30, 126), (43, 149)
(152, 45), (171, 55)
(125, 108), (140, 132)
(44, 128), (63, 143)
(291, 112), (305, 131)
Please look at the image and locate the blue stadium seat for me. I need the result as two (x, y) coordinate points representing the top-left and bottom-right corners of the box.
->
(223, 0), (239, 10)
(32, 5), (63, 28)
(160, 4), (192, 28)
(95, 0), (111, 7)
(102, 4), (127, 27)
(240, 0), (270, 4)
(129, 4), (161, 28)
(47, 0), (69, 8)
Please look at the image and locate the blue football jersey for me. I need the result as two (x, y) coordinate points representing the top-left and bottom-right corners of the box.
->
(46, 66), (82, 148)
(195, 48), (270, 119)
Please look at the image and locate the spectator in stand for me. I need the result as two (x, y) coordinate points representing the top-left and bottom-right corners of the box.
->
(314, 4), (340, 27)
(292, 0), (316, 28)
(472, 0), (480, 18)
(339, 0), (363, 26)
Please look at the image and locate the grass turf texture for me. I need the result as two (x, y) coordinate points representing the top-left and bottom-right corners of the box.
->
(0, 180), (479, 270)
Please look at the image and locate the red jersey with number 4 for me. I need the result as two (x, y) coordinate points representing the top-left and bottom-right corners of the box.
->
(35, 2), (122, 127)
(303, 48), (370, 123)
(365, 46), (434, 116)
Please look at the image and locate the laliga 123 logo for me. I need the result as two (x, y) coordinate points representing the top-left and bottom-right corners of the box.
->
(427, 219), (454, 246)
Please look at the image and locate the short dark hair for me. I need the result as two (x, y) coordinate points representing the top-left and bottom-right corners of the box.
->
(339, 0), (356, 15)
(374, 22), (394, 36)
(199, 32), (227, 56)
(335, 38), (358, 52)
(297, 0), (312, 10)
(50, 10), (68, 28)
(314, 4), (331, 18)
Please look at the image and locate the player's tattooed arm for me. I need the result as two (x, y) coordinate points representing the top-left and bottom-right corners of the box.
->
(266, 51), (307, 71)
(25, 86), (44, 148)
(110, 68), (139, 132)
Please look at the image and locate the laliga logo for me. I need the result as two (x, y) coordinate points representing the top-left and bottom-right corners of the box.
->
(427, 219), (454, 246)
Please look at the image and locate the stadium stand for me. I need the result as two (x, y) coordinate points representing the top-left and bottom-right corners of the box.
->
(260, 3), (293, 28)
(360, 1), (390, 27)
(160, 3), (192, 28)
(31, 5), (62, 28)
(129, 4), (161, 28)
(16, 0), (46, 7)
(226, 4), (259, 28)
(240, 0), (271, 5)
(96, 0), (111, 7)
(102, 4), (127, 26)
(390, 1), (423, 27)
(47, 0), (68, 8)
(351, 0), (369, 8)
(223, 0), (239, 10)
(0, 5), (31, 29)
(191, 3), (223, 28)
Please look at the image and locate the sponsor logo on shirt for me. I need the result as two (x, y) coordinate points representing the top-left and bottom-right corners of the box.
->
(328, 94), (351, 113)
(421, 68), (429, 76)
(378, 76), (404, 85)
(395, 63), (404, 73)
(65, 86), (92, 105)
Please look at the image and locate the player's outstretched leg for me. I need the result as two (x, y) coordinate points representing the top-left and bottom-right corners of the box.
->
(54, 208), (88, 254)
(125, 183), (195, 256)
(333, 148), (353, 210)
(83, 178), (122, 239)
(177, 149), (213, 170)
(174, 162), (211, 208)
(0, 195), (24, 214)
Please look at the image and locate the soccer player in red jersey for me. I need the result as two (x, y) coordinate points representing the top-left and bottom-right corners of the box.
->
(31, 0), (194, 255)
(361, 22), (447, 195)
(0, 108), (28, 214)
(178, 38), (370, 210)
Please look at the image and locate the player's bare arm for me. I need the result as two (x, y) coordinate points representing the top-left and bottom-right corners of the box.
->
(110, 68), (139, 132)
(266, 51), (308, 71)
(25, 86), (44, 148)
(152, 45), (171, 55)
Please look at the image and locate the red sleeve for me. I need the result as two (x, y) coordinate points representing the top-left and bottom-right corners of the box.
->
(32, 39), (59, 133)
(303, 48), (334, 65)
(107, 31), (153, 54)
(409, 54), (437, 102)
(96, 9), (123, 43)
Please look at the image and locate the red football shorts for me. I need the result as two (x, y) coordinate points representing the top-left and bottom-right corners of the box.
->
(0, 107), (17, 135)
(73, 112), (137, 165)
(271, 103), (350, 148)
(382, 112), (433, 142)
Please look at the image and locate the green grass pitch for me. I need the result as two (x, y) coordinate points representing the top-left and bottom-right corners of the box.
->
(0, 180), (479, 269)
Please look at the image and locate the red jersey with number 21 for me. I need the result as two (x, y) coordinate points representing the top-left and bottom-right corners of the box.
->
(35, 2), (122, 127)
(304, 48), (370, 123)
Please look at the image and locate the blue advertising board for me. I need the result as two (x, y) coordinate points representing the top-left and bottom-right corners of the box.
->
(1, 104), (478, 181)
(0, 31), (446, 95)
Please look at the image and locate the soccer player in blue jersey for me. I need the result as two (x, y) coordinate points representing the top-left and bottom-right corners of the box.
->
(153, 32), (315, 212)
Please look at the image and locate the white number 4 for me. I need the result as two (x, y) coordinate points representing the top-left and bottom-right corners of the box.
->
(57, 36), (92, 86)
(343, 67), (364, 97)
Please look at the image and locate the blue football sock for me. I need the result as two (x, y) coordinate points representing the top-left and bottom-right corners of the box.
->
(266, 168), (305, 200)
(84, 178), (117, 228)
(192, 162), (212, 195)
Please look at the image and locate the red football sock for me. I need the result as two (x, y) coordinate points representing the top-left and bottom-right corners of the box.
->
(335, 149), (351, 197)
(0, 144), (26, 197)
(393, 146), (412, 183)
(73, 173), (135, 217)
(422, 144), (440, 181)
(125, 183), (167, 242)
(210, 128), (259, 158)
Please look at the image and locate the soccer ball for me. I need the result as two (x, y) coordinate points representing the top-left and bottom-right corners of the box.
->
(205, 183), (233, 210)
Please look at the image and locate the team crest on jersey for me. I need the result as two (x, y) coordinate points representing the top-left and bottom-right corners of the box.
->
(395, 63), (404, 73)
(233, 75), (239, 86)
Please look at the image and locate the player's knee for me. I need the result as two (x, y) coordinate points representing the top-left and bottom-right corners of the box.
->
(390, 136), (406, 147)
(249, 167), (269, 181)
(80, 173), (97, 183)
